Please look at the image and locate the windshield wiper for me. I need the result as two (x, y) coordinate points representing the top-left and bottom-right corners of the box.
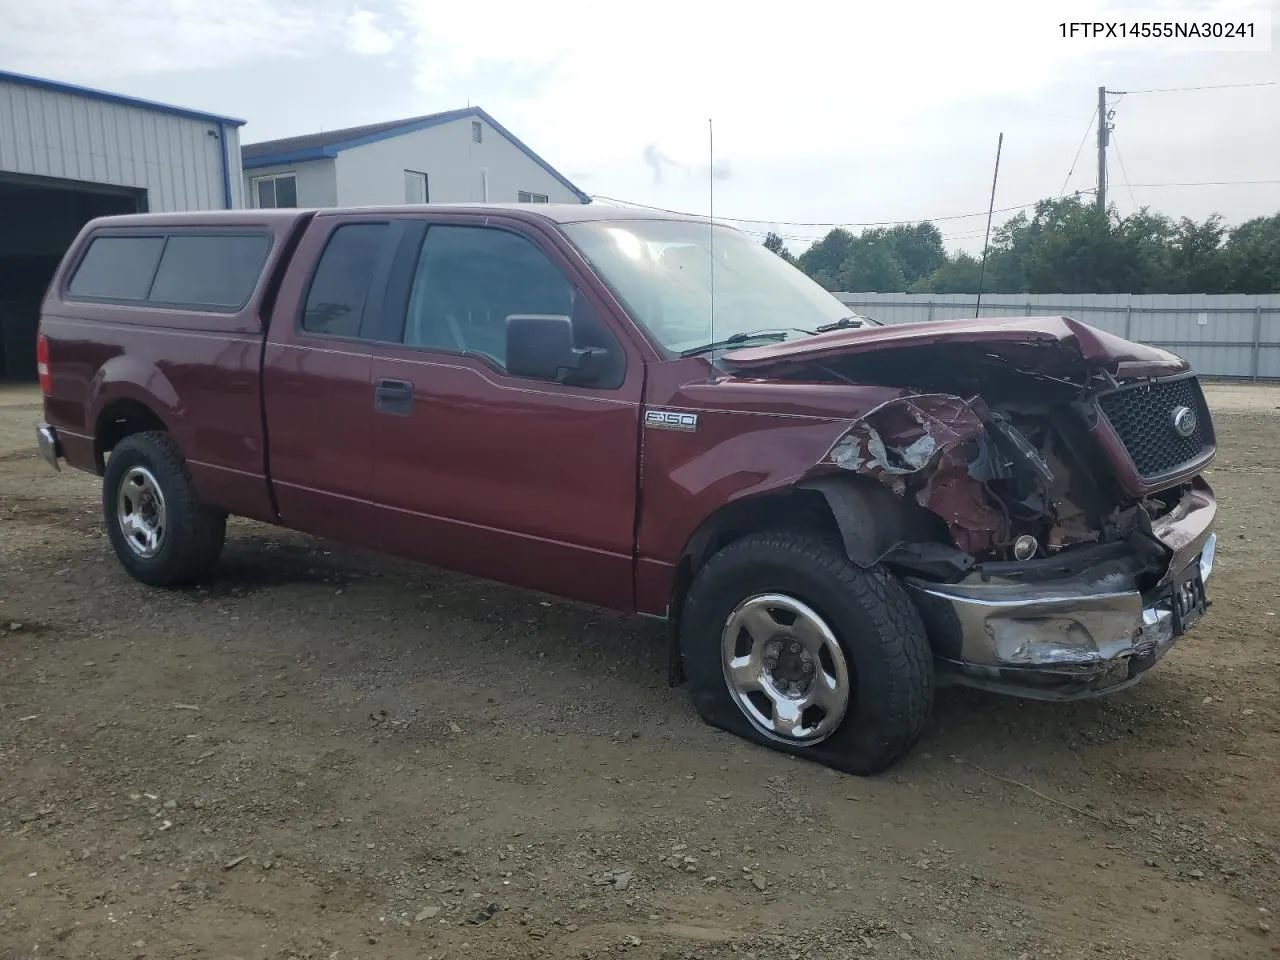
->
(815, 315), (870, 333)
(679, 329), (792, 358)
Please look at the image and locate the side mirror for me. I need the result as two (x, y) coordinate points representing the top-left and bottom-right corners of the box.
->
(505, 314), (602, 384)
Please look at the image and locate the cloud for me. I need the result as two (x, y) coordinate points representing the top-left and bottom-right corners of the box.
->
(641, 145), (731, 186)
(345, 8), (401, 56)
(0, 0), (348, 77)
(641, 143), (684, 184)
(392, 0), (1088, 164)
(6, 0), (1275, 248)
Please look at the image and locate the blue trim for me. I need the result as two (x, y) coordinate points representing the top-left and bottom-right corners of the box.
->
(218, 122), (233, 209)
(473, 108), (591, 204)
(0, 68), (246, 127)
(242, 107), (590, 203)
(242, 146), (337, 170)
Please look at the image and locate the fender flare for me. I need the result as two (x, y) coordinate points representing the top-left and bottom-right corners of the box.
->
(87, 356), (184, 464)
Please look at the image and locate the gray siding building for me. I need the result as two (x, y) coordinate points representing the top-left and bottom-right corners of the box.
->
(241, 107), (588, 210)
(0, 69), (245, 379)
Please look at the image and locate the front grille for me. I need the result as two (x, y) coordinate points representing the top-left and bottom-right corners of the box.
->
(1096, 375), (1214, 483)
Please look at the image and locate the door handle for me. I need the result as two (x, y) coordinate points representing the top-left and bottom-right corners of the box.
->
(374, 378), (414, 416)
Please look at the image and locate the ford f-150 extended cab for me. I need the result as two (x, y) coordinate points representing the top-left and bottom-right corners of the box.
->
(35, 203), (1218, 774)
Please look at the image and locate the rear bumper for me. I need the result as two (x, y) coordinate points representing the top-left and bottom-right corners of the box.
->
(906, 480), (1216, 701)
(36, 423), (61, 471)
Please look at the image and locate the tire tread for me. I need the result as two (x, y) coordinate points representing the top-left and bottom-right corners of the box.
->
(103, 431), (225, 587)
(681, 531), (933, 775)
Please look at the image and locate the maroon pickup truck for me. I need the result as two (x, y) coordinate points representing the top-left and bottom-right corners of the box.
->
(35, 203), (1218, 774)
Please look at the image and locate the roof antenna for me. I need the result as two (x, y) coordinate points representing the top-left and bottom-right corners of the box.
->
(706, 117), (716, 382)
(974, 131), (1003, 319)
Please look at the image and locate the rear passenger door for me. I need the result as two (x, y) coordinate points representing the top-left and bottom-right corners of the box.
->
(262, 216), (399, 547)
(366, 216), (644, 610)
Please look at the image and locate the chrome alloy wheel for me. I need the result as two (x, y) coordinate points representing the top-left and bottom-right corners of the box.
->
(720, 593), (851, 745)
(116, 465), (167, 559)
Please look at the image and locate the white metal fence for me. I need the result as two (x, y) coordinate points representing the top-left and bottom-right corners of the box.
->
(833, 292), (1280, 380)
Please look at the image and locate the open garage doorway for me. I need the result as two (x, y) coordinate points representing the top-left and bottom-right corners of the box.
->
(0, 173), (145, 381)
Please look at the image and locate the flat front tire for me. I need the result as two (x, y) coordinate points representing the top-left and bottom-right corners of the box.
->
(102, 431), (226, 587)
(680, 531), (933, 775)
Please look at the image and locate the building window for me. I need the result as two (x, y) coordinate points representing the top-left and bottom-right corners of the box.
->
(404, 170), (429, 204)
(518, 191), (549, 204)
(253, 174), (297, 209)
(471, 120), (482, 143)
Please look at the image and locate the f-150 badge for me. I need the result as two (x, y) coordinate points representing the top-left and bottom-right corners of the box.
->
(644, 410), (699, 432)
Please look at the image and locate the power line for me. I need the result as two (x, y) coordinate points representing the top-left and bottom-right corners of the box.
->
(1126, 179), (1280, 187)
(1059, 109), (1097, 197)
(589, 194), (1051, 228)
(1109, 131), (1139, 209)
(600, 175), (1278, 248)
(1113, 81), (1279, 94)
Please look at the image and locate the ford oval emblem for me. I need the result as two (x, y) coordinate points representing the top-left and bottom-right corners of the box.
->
(1171, 405), (1197, 438)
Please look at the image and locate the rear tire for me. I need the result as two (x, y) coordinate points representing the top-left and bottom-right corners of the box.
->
(102, 431), (226, 587)
(680, 531), (933, 775)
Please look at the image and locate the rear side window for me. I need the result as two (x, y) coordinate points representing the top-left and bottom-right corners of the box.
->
(67, 236), (165, 300)
(302, 223), (388, 338)
(66, 231), (272, 310)
(149, 235), (271, 308)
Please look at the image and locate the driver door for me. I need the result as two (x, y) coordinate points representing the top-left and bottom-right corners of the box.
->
(367, 216), (644, 611)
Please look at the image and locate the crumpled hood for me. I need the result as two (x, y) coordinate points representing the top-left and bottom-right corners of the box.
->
(718, 315), (1188, 379)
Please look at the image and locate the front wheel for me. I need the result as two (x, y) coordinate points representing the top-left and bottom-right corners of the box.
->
(102, 431), (226, 587)
(680, 531), (934, 775)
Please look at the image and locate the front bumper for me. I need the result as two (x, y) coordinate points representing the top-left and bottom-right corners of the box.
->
(905, 480), (1217, 700)
(36, 423), (61, 471)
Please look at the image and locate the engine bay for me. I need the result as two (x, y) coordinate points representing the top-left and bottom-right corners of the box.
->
(796, 342), (1193, 578)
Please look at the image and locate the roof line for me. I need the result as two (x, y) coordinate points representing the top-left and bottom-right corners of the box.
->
(0, 69), (246, 127)
(471, 107), (590, 204)
(242, 106), (589, 203)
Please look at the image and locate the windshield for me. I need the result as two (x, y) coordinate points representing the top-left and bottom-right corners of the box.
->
(560, 218), (877, 355)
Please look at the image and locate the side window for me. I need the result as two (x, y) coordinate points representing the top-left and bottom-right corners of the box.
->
(149, 235), (271, 308)
(302, 223), (388, 338)
(403, 225), (574, 367)
(67, 236), (165, 300)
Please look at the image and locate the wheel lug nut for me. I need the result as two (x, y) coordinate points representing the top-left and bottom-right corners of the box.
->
(789, 642), (800, 654)
(801, 661), (813, 674)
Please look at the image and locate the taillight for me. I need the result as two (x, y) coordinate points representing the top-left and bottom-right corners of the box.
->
(36, 333), (51, 395)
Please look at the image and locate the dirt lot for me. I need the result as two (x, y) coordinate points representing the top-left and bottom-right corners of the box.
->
(2, 381), (1278, 960)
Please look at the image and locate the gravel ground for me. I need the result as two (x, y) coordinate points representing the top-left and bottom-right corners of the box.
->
(1, 381), (1278, 960)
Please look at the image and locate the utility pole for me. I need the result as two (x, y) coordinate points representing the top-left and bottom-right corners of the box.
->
(1096, 86), (1108, 212)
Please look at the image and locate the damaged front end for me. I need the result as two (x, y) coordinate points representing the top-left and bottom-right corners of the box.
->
(766, 329), (1219, 700)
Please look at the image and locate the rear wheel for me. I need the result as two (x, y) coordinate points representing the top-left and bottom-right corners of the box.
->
(680, 531), (933, 775)
(103, 431), (226, 587)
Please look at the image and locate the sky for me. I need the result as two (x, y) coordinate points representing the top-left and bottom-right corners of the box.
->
(2, 0), (1278, 254)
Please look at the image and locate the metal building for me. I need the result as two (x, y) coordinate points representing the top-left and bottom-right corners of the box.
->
(242, 107), (588, 210)
(0, 70), (245, 380)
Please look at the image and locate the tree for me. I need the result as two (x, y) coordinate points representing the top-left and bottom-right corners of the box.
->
(986, 197), (1138, 293)
(1224, 214), (1280, 294)
(837, 236), (907, 292)
(787, 196), (1280, 296)
(798, 229), (857, 290)
(1169, 215), (1230, 294)
(1117, 208), (1176, 293)
(762, 231), (795, 264)
(879, 222), (947, 287)
(912, 252), (983, 294)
